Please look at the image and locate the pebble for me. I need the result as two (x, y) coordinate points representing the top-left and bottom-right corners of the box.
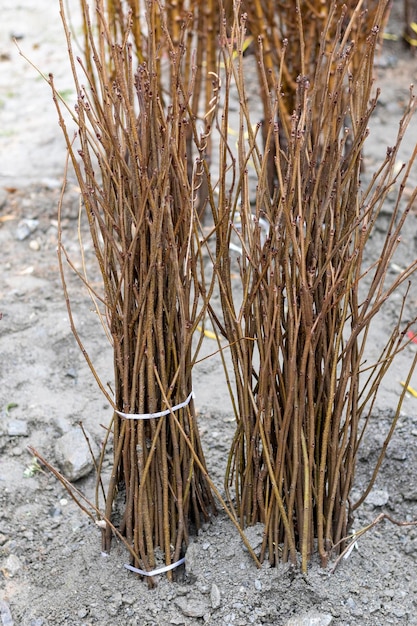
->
(210, 583), (221, 609)
(175, 596), (209, 618)
(48, 504), (62, 519)
(110, 591), (122, 605)
(21, 530), (34, 541)
(345, 596), (363, 618)
(29, 239), (40, 251)
(223, 546), (236, 559)
(0, 601), (14, 626)
(1, 554), (23, 577)
(242, 523), (264, 552)
(6, 419), (28, 437)
(386, 444), (407, 461)
(365, 489), (389, 507)
(54, 427), (99, 481)
(284, 611), (333, 626)
(10, 446), (23, 456)
(185, 541), (202, 577)
(15, 218), (39, 241)
(392, 605), (407, 618)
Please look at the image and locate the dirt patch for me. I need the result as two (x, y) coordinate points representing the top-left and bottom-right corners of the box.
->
(1, 3), (417, 625)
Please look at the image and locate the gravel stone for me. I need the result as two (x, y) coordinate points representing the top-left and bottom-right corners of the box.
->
(365, 489), (389, 507)
(210, 583), (221, 609)
(6, 419), (28, 437)
(1, 554), (23, 577)
(285, 611), (333, 626)
(15, 218), (39, 241)
(54, 427), (99, 481)
(175, 595), (210, 618)
(0, 601), (13, 626)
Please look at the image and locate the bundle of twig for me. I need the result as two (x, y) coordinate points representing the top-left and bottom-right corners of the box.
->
(52, 0), (216, 583)
(241, 0), (392, 128)
(82, 0), (221, 215)
(211, 2), (417, 572)
(238, 0), (392, 188)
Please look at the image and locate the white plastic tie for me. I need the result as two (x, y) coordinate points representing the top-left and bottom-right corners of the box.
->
(115, 391), (195, 420)
(124, 557), (186, 577)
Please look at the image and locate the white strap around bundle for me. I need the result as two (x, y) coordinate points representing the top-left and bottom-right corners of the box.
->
(115, 391), (195, 420)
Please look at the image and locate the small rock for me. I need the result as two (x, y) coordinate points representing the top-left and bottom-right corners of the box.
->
(403, 538), (417, 555)
(110, 591), (122, 605)
(242, 523), (264, 552)
(21, 530), (34, 541)
(366, 489), (389, 507)
(54, 428), (99, 481)
(29, 239), (40, 251)
(48, 505), (62, 519)
(175, 596), (209, 618)
(170, 618), (186, 625)
(0, 601), (14, 626)
(254, 578), (262, 591)
(185, 541), (202, 577)
(6, 419), (28, 437)
(65, 367), (77, 380)
(210, 583), (221, 609)
(223, 546), (236, 559)
(285, 611), (333, 626)
(391, 606), (407, 618)
(10, 446), (23, 456)
(15, 218), (39, 241)
(1, 554), (23, 577)
(387, 447), (407, 461)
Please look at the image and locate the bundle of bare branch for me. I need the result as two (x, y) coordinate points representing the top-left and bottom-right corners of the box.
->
(235, 0), (392, 189)
(210, 1), (417, 572)
(52, 0), (217, 584)
(241, 0), (392, 138)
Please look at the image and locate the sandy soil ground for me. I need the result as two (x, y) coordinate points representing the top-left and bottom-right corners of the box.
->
(1, 2), (417, 625)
